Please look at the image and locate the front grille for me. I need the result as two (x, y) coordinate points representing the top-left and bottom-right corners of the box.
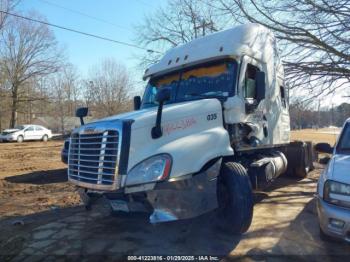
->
(68, 130), (119, 188)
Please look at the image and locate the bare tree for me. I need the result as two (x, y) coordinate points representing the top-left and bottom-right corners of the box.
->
(0, 12), (62, 127)
(0, 0), (18, 30)
(0, 0), (19, 130)
(50, 74), (67, 133)
(84, 58), (133, 118)
(136, 0), (349, 100)
(48, 64), (79, 133)
(60, 63), (79, 116)
(135, 0), (226, 66)
(211, 0), (350, 99)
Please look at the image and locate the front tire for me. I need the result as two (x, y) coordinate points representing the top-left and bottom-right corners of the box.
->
(216, 162), (254, 234)
(42, 135), (48, 142)
(17, 135), (24, 143)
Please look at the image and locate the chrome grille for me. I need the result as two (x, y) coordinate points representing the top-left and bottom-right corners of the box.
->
(68, 130), (119, 188)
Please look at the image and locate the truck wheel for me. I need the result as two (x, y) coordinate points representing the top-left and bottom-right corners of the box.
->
(17, 135), (24, 143)
(283, 141), (311, 179)
(42, 135), (48, 142)
(216, 162), (253, 234)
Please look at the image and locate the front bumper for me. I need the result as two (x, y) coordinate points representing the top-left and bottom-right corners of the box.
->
(79, 158), (221, 223)
(317, 196), (350, 242)
(147, 158), (220, 223)
(0, 135), (15, 142)
(0, 136), (16, 142)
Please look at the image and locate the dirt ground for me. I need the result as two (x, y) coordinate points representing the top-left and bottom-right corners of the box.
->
(0, 141), (80, 218)
(0, 130), (350, 261)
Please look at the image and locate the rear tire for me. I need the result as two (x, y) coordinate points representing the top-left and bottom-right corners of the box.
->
(216, 162), (254, 234)
(283, 141), (311, 178)
(42, 135), (48, 142)
(17, 135), (24, 143)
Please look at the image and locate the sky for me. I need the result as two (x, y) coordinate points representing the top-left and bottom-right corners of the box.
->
(17, 0), (163, 91)
(14, 0), (350, 106)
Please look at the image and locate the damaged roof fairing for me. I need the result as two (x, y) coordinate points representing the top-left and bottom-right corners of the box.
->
(143, 23), (274, 80)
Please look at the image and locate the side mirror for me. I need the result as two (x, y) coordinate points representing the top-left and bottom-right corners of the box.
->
(134, 96), (141, 110)
(76, 107), (88, 125)
(256, 71), (266, 102)
(152, 88), (171, 139)
(155, 88), (171, 103)
(315, 143), (334, 154)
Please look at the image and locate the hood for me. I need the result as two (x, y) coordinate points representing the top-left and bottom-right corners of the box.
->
(69, 98), (233, 190)
(92, 99), (217, 129)
(329, 154), (350, 185)
(2, 128), (20, 133)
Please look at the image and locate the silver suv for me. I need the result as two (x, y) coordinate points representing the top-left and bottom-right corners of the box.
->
(316, 119), (350, 242)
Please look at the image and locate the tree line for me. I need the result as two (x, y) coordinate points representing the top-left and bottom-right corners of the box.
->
(290, 101), (350, 129)
(0, 1), (133, 132)
(1, 0), (349, 132)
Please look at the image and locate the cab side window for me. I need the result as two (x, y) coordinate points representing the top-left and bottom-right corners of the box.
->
(243, 64), (259, 99)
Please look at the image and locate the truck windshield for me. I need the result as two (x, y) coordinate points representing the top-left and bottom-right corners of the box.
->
(336, 123), (350, 154)
(141, 60), (237, 108)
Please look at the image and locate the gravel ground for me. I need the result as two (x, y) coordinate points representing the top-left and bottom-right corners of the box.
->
(0, 140), (350, 261)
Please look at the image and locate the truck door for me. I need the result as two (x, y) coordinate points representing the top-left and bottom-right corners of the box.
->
(34, 126), (45, 140)
(238, 56), (269, 146)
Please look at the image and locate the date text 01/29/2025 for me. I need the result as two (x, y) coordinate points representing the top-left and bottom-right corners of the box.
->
(127, 255), (220, 261)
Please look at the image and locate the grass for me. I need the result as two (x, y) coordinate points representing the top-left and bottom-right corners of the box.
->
(291, 128), (339, 145)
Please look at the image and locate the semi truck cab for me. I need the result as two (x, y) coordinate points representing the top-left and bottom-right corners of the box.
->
(67, 24), (311, 233)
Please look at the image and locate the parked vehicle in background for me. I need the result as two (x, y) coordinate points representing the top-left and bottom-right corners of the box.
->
(0, 125), (52, 143)
(316, 119), (350, 242)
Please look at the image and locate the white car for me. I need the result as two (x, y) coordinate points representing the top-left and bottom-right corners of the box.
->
(316, 119), (350, 242)
(0, 125), (52, 143)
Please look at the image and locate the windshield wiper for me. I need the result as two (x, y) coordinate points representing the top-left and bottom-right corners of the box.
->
(186, 92), (225, 99)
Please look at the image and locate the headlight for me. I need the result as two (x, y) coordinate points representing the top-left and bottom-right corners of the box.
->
(324, 180), (350, 207)
(125, 154), (172, 186)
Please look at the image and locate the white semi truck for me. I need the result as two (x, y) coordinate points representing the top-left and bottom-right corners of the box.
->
(67, 24), (313, 234)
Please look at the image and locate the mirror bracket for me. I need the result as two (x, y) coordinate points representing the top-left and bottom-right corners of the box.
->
(152, 88), (171, 139)
(151, 102), (164, 139)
